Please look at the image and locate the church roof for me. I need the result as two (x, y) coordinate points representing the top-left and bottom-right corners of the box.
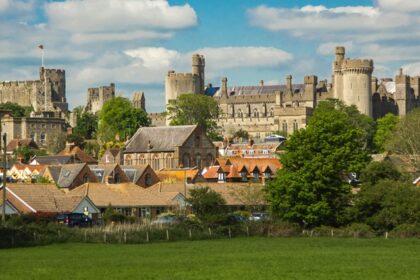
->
(124, 125), (198, 153)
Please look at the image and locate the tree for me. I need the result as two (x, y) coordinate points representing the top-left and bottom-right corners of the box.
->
(66, 134), (85, 148)
(360, 161), (401, 186)
(374, 113), (399, 153)
(73, 111), (98, 139)
(352, 180), (420, 231)
(266, 100), (371, 227)
(167, 94), (221, 140)
(98, 97), (150, 142)
(0, 102), (32, 117)
(233, 129), (249, 142)
(228, 184), (265, 213)
(386, 108), (420, 170)
(13, 146), (47, 163)
(187, 187), (226, 220)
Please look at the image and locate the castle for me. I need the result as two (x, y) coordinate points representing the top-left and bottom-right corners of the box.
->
(164, 47), (420, 139)
(0, 67), (68, 114)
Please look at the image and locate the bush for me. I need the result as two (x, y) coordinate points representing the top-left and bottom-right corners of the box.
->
(390, 224), (420, 238)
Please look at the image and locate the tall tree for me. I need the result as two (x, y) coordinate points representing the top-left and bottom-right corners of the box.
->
(187, 187), (226, 220)
(73, 112), (98, 139)
(374, 113), (399, 153)
(266, 100), (371, 227)
(98, 97), (150, 142)
(386, 108), (420, 170)
(167, 94), (221, 140)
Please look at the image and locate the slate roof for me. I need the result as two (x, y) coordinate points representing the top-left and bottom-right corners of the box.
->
(125, 125), (198, 153)
(121, 165), (148, 183)
(46, 163), (92, 189)
(31, 155), (76, 165)
(68, 183), (184, 208)
(89, 164), (130, 183)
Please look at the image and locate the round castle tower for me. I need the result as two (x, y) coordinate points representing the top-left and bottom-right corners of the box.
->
(332, 47), (374, 116)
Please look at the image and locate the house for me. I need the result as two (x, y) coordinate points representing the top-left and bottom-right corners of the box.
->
(43, 163), (98, 190)
(89, 164), (130, 184)
(0, 184), (100, 218)
(121, 165), (160, 188)
(224, 141), (282, 158)
(6, 139), (39, 155)
(156, 168), (200, 184)
(100, 149), (123, 165)
(8, 164), (46, 182)
(201, 157), (282, 183)
(58, 143), (98, 164)
(30, 155), (79, 165)
(123, 125), (217, 170)
(68, 182), (186, 218)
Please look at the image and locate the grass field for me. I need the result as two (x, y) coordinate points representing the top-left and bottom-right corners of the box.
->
(1, 237), (420, 279)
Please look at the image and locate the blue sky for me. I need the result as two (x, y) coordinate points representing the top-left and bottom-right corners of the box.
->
(1, 0), (419, 112)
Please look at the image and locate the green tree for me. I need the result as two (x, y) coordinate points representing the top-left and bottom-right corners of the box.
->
(167, 94), (221, 140)
(187, 187), (226, 220)
(360, 161), (401, 186)
(0, 102), (32, 117)
(98, 97), (150, 142)
(374, 113), (399, 152)
(73, 111), (98, 139)
(66, 134), (85, 148)
(386, 108), (420, 170)
(233, 129), (250, 141)
(266, 100), (371, 227)
(352, 180), (420, 231)
(13, 146), (47, 163)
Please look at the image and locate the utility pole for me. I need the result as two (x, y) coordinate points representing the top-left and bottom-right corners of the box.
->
(1, 132), (6, 222)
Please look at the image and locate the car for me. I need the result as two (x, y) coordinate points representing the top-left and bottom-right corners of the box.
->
(249, 212), (269, 221)
(57, 213), (92, 227)
(151, 215), (179, 226)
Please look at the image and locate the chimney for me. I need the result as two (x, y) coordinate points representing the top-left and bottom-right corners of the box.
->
(65, 141), (75, 153)
(286, 75), (292, 92)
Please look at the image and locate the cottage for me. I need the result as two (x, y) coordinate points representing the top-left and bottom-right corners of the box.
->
(8, 164), (46, 182)
(100, 149), (123, 165)
(89, 164), (130, 184)
(123, 125), (217, 170)
(43, 163), (98, 189)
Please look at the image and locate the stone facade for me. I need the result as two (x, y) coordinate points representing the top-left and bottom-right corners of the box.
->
(2, 112), (67, 148)
(132, 91), (146, 111)
(0, 67), (68, 113)
(163, 47), (419, 139)
(85, 83), (115, 113)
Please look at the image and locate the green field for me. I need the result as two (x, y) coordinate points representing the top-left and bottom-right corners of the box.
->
(1, 237), (420, 279)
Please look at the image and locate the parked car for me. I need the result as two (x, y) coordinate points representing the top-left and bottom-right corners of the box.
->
(151, 215), (179, 226)
(249, 212), (269, 221)
(57, 213), (92, 227)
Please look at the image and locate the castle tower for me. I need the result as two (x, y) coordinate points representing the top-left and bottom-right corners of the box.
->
(132, 91), (146, 111)
(333, 46), (345, 100)
(286, 75), (293, 93)
(395, 68), (410, 116)
(192, 54), (205, 94)
(341, 58), (374, 116)
(38, 67), (68, 112)
(221, 77), (228, 98)
(304, 75), (318, 107)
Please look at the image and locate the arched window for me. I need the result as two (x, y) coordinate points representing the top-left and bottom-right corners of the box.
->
(153, 156), (160, 170)
(125, 155), (132, 165)
(253, 109), (259, 118)
(166, 154), (174, 168)
(195, 154), (202, 169)
(237, 109), (243, 118)
(83, 174), (89, 183)
(282, 122), (288, 135)
(182, 153), (190, 168)
(293, 121), (298, 132)
(269, 107), (274, 117)
(40, 132), (46, 144)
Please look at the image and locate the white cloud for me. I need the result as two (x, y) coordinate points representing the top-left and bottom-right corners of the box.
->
(124, 47), (181, 69)
(45, 0), (197, 33)
(400, 62), (420, 76)
(317, 42), (353, 55)
(0, 0), (9, 12)
(377, 0), (420, 12)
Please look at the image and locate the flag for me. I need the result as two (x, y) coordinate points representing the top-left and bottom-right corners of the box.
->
(38, 44), (44, 49)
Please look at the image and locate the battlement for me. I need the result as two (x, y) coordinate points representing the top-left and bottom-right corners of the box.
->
(166, 72), (197, 79)
(410, 76), (420, 85)
(304, 75), (318, 84)
(341, 59), (373, 72)
(1, 80), (39, 87)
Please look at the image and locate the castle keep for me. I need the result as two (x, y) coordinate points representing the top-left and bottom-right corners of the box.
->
(85, 83), (115, 113)
(0, 67), (68, 113)
(164, 47), (419, 139)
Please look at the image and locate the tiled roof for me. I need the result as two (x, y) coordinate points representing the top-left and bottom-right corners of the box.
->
(6, 139), (38, 152)
(11, 164), (46, 172)
(68, 183), (183, 208)
(47, 163), (94, 188)
(157, 168), (199, 182)
(32, 155), (75, 165)
(121, 165), (148, 183)
(214, 85), (304, 97)
(125, 125), (197, 153)
(89, 164), (130, 183)
(58, 146), (98, 164)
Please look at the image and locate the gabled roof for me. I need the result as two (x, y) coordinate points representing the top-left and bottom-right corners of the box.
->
(31, 155), (76, 165)
(11, 164), (46, 173)
(89, 164), (130, 183)
(68, 183), (184, 208)
(121, 165), (149, 183)
(124, 125), (198, 153)
(46, 163), (92, 188)
(58, 146), (98, 164)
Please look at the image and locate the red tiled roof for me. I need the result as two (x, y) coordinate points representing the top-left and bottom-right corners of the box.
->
(58, 146), (98, 164)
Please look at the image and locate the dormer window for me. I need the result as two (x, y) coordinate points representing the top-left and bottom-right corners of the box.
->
(264, 171), (272, 179)
(241, 171), (247, 182)
(218, 171), (225, 182)
(253, 170), (259, 179)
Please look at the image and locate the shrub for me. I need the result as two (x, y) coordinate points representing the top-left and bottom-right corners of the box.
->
(390, 224), (420, 238)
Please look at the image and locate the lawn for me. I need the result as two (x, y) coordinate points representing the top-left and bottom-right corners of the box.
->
(1, 237), (420, 279)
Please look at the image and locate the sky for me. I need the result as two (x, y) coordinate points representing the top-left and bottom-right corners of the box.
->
(1, 0), (420, 112)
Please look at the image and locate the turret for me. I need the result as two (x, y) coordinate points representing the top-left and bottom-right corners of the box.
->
(221, 77), (228, 98)
(395, 68), (410, 116)
(286, 75), (293, 93)
(192, 54), (205, 94)
(304, 75), (318, 107)
(335, 46), (345, 64)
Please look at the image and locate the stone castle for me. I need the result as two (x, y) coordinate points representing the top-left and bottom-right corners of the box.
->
(0, 67), (68, 114)
(164, 47), (420, 138)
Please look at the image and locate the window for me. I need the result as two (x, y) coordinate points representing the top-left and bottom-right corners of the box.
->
(30, 132), (35, 141)
(293, 121), (298, 132)
(241, 171), (248, 182)
(125, 155), (132, 165)
(195, 154), (202, 169)
(153, 156), (160, 170)
(237, 109), (243, 118)
(253, 170), (259, 180)
(264, 171), (272, 179)
(145, 173), (152, 187)
(282, 122), (288, 134)
(269, 108), (274, 117)
(40, 132), (46, 144)
(218, 171), (225, 182)
(83, 174), (89, 183)
(182, 153), (190, 168)
(140, 207), (150, 218)
(253, 109), (259, 118)
(114, 173), (121, 183)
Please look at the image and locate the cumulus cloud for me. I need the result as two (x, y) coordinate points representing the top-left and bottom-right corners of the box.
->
(124, 47), (181, 69)
(45, 0), (197, 33)
(317, 41), (354, 55)
(377, 0), (420, 12)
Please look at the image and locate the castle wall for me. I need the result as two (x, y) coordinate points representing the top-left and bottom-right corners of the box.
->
(85, 83), (115, 113)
